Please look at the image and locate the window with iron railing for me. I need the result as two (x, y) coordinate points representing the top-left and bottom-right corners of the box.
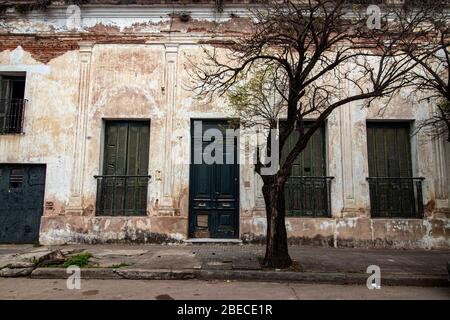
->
(285, 176), (334, 217)
(366, 122), (424, 218)
(0, 73), (26, 134)
(281, 122), (333, 217)
(95, 175), (152, 216)
(367, 177), (424, 218)
(96, 120), (151, 216)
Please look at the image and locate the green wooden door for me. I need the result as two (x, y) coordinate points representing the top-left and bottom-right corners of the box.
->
(0, 164), (46, 243)
(97, 121), (150, 216)
(281, 124), (326, 177)
(367, 122), (412, 178)
(366, 122), (417, 217)
(281, 123), (330, 217)
(189, 120), (239, 238)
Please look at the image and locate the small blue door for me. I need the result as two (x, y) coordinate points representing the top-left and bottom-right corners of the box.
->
(0, 164), (46, 243)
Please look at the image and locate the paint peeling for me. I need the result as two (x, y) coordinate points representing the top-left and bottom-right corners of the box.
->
(0, 4), (448, 248)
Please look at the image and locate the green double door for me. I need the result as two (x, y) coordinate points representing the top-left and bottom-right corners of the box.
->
(189, 120), (239, 238)
(366, 122), (418, 217)
(281, 123), (329, 217)
(97, 121), (150, 216)
(367, 122), (412, 178)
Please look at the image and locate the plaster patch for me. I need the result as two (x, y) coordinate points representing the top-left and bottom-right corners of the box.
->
(9, 46), (24, 64)
(319, 220), (334, 230)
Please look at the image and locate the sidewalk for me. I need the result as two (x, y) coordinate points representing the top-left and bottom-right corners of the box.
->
(1, 244), (449, 286)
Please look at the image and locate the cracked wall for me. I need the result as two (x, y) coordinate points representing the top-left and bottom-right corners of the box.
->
(0, 4), (448, 247)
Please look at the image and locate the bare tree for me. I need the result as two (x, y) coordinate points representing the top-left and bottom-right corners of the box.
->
(416, 100), (450, 142)
(190, 0), (422, 268)
(391, 1), (450, 141)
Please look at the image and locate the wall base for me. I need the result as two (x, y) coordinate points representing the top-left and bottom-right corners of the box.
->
(241, 216), (450, 249)
(39, 215), (187, 245)
(39, 214), (450, 249)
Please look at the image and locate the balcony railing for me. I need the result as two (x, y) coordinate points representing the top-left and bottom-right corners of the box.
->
(285, 176), (334, 217)
(0, 99), (27, 134)
(367, 177), (425, 218)
(94, 175), (151, 216)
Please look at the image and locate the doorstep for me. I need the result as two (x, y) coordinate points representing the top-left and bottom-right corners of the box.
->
(184, 238), (243, 244)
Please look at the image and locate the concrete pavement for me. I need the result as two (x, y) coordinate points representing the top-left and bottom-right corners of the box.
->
(0, 278), (449, 300)
(0, 244), (449, 286)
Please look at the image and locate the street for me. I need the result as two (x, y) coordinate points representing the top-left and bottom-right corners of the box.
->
(0, 279), (449, 300)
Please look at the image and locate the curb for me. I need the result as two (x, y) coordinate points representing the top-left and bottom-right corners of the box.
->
(198, 270), (449, 287)
(27, 268), (450, 287)
(198, 270), (346, 284)
(115, 269), (196, 280)
(31, 268), (121, 280)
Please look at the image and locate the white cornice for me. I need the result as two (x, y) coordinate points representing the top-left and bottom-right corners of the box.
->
(0, 4), (259, 35)
(2, 4), (257, 20)
(3, 3), (448, 36)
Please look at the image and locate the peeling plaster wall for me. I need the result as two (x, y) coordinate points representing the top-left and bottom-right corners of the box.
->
(84, 44), (166, 212)
(0, 5), (448, 247)
(0, 46), (78, 216)
(241, 217), (450, 249)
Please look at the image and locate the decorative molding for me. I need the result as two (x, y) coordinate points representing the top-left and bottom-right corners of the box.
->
(338, 84), (356, 210)
(433, 134), (449, 201)
(66, 41), (93, 215)
(160, 43), (179, 209)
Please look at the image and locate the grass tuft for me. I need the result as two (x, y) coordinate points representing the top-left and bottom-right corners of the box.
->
(63, 252), (92, 268)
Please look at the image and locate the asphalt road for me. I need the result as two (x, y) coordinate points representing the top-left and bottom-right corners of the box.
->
(0, 279), (449, 300)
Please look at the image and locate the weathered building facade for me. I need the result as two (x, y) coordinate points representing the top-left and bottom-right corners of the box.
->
(0, 1), (449, 248)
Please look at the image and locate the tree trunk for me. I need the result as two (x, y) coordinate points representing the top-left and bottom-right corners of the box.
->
(261, 181), (292, 268)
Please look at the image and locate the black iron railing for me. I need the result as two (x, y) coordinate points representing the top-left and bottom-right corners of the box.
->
(285, 176), (334, 217)
(367, 177), (425, 218)
(94, 175), (151, 216)
(0, 99), (27, 134)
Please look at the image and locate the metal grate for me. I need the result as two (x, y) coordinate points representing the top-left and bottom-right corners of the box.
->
(367, 177), (425, 218)
(94, 175), (151, 216)
(9, 168), (24, 188)
(0, 99), (27, 134)
(285, 176), (334, 217)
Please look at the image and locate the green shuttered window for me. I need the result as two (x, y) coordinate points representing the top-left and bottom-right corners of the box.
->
(96, 120), (151, 216)
(367, 122), (412, 178)
(366, 122), (424, 218)
(282, 123), (332, 217)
